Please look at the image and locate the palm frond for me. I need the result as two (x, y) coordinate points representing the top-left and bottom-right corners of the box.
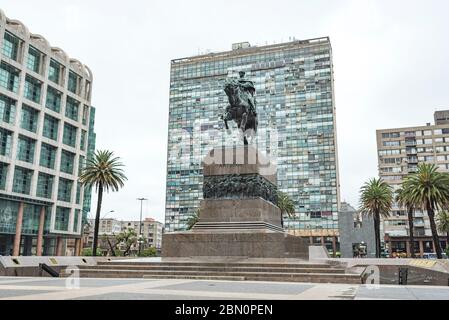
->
(359, 177), (393, 218)
(79, 150), (127, 193)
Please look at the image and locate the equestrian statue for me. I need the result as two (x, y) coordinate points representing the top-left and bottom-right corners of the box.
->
(221, 71), (258, 145)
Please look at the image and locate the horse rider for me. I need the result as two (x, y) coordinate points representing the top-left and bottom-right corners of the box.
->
(237, 71), (257, 116)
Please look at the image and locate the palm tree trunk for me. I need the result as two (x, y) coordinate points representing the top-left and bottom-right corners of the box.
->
(447, 232), (449, 253)
(373, 212), (381, 258)
(407, 208), (416, 258)
(92, 184), (103, 257)
(427, 202), (442, 259)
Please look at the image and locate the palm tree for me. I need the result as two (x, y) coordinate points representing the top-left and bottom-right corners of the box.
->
(437, 211), (449, 253)
(79, 150), (127, 256)
(396, 186), (416, 258)
(277, 191), (295, 228)
(359, 178), (393, 258)
(402, 163), (449, 259)
(186, 208), (200, 230)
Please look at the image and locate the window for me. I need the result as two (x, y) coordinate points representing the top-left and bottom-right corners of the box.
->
(0, 162), (8, 190)
(55, 206), (70, 231)
(26, 46), (42, 73)
(82, 105), (89, 125)
(78, 155), (85, 175)
(20, 104), (39, 133)
(57, 178), (73, 202)
(45, 86), (62, 112)
(36, 172), (54, 199)
(0, 128), (13, 157)
(383, 141), (400, 147)
(65, 97), (79, 121)
(0, 94), (16, 124)
(76, 183), (81, 204)
(85, 81), (91, 100)
(379, 149), (401, 156)
(0, 62), (20, 92)
(80, 130), (86, 151)
(73, 209), (80, 232)
(2, 31), (20, 61)
(39, 143), (57, 169)
(60, 149), (75, 174)
(48, 59), (62, 84)
(12, 166), (33, 194)
(68, 71), (80, 94)
(382, 132), (400, 139)
(42, 114), (59, 141)
(310, 211), (322, 219)
(62, 123), (77, 147)
(17, 135), (36, 163)
(24, 75), (42, 103)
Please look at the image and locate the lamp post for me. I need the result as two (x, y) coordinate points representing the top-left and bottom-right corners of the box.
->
(90, 209), (114, 254)
(137, 198), (148, 255)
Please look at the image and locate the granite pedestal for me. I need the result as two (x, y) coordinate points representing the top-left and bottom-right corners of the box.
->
(162, 146), (308, 259)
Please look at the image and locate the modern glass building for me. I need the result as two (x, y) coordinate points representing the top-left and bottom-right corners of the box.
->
(165, 38), (340, 249)
(0, 10), (95, 256)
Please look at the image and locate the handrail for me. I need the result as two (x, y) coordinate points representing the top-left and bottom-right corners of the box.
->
(38, 263), (59, 277)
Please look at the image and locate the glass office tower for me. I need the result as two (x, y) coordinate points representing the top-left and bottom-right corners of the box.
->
(0, 10), (95, 256)
(165, 38), (340, 247)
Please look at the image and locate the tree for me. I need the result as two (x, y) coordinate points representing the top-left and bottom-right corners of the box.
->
(186, 208), (200, 230)
(100, 233), (118, 257)
(277, 191), (295, 228)
(396, 186), (416, 258)
(402, 163), (449, 259)
(437, 211), (449, 252)
(359, 178), (393, 258)
(115, 229), (138, 256)
(79, 150), (127, 257)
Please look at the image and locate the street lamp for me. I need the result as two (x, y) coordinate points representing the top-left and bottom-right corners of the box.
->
(102, 210), (115, 219)
(137, 198), (148, 255)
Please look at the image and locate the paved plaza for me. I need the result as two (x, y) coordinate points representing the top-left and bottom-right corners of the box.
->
(0, 276), (448, 300)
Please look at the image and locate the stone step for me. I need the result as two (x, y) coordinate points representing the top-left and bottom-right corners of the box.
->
(79, 265), (345, 274)
(73, 269), (361, 284)
(96, 261), (331, 269)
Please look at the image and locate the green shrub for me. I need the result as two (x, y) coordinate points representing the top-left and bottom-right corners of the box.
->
(138, 247), (157, 257)
(82, 248), (102, 256)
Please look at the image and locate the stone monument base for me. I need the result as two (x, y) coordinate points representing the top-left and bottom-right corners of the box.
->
(162, 146), (309, 260)
(162, 229), (308, 259)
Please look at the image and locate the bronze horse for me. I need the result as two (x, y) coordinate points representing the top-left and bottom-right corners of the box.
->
(221, 73), (258, 145)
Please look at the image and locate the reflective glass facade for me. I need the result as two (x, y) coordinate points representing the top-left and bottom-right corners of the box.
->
(0, 12), (96, 256)
(0, 93), (15, 124)
(165, 38), (340, 237)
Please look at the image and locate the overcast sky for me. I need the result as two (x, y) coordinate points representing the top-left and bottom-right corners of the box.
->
(2, 0), (449, 223)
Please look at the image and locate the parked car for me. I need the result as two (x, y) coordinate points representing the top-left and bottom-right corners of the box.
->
(422, 252), (448, 259)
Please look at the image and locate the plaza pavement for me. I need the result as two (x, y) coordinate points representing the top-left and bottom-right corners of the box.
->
(0, 276), (448, 300)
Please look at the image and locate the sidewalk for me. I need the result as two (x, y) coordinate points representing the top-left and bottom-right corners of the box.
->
(1, 276), (448, 300)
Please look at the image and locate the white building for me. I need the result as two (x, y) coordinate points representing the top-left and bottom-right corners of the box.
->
(0, 9), (96, 256)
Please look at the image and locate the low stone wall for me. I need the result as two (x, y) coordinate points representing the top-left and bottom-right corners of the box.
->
(321, 258), (449, 286)
(0, 256), (97, 277)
